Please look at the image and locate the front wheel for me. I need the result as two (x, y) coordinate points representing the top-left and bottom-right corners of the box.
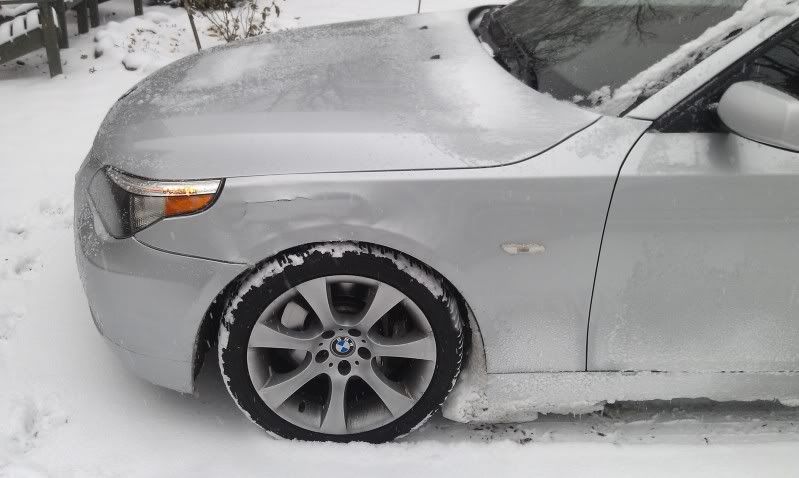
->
(218, 243), (464, 442)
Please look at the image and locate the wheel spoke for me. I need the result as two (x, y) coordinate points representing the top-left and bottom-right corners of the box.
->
(370, 334), (436, 361)
(249, 323), (317, 351)
(358, 283), (405, 331)
(295, 278), (337, 329)
(320, 376), (348, 434)
(360, 362), (415, 417)
(258, 359), (319, 409)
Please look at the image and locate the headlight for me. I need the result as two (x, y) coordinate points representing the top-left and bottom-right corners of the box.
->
(88, 166), (223, 239)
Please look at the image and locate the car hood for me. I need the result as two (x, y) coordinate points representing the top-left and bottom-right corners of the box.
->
(91, 9), (599, 180)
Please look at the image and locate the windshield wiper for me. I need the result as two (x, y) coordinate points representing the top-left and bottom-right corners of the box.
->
(477, 8), (539, 90)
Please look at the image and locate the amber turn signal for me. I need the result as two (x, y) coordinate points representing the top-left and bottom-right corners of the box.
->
(164, 194), (216, 217)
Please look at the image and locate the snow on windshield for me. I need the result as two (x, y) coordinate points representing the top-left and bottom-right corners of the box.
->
(579, 0), (799, 115)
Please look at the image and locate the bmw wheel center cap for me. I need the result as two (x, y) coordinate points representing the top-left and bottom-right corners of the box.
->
(331, 336), (356, 357)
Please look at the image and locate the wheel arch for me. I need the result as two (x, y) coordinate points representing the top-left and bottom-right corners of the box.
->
(191, 240), (484, 386)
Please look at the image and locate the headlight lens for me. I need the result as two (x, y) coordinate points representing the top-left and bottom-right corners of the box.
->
(88, 166), (223, 239)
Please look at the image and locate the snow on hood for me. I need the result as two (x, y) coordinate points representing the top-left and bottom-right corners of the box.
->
(91, 10), (598, 179)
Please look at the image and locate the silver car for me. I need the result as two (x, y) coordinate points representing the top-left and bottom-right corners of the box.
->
(74, 0), (799, 442)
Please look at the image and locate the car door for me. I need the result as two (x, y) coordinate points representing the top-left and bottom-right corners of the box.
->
(588, 23), (799, 372)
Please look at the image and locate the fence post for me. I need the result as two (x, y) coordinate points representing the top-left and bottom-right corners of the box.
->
(88, 0), (99, 27)
(54, 0), (68, 47)
(38, 0), (62, 76)
(76, 0), (89, 34)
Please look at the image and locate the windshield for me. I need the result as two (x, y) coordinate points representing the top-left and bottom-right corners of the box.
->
(480, 0), (781, 115)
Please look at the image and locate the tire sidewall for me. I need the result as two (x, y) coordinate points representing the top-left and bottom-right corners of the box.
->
(220, 245), (462, 443)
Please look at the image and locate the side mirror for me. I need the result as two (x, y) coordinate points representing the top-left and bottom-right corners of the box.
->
(718, 81), (799, 152)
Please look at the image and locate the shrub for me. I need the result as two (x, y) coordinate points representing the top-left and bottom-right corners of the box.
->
(195, 0), (281, 43)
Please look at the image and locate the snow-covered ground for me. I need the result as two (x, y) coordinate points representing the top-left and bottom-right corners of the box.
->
(1, 0), (799, 476)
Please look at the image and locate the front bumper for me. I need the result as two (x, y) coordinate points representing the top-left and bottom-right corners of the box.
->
(74, 173), (247, 392)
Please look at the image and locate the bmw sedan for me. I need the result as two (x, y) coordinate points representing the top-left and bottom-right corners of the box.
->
(75, 0), (799, 442)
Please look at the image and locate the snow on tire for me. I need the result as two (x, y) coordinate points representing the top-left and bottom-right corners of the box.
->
(218, 242), (464, 442)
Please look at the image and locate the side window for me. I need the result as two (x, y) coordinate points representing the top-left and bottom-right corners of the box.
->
(654, 22), (799, 133)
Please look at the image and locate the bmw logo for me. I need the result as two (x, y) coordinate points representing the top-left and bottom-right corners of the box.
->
(330, 336), (356, 357)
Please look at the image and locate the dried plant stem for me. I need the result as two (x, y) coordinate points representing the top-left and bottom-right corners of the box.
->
(183, 0), (203, 51)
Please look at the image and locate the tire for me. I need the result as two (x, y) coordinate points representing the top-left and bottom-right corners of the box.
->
(218, 242), (463, 442)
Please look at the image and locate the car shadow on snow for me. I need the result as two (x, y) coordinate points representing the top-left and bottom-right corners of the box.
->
(188, 358), (799, 446)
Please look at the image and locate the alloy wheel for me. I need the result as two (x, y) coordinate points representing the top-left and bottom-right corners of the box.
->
(245, 275), (437, 435)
